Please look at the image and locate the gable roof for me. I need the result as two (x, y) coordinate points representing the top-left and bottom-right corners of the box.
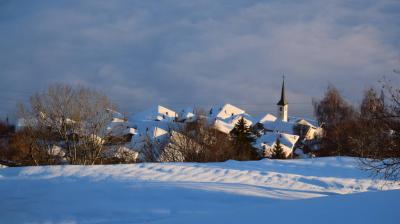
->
(129, 105), (177, 123)
(209, 103), (246, 120)
(259, 113), (277, 124)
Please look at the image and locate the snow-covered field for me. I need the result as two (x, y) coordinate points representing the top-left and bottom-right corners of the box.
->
(0, 157), (399, 224)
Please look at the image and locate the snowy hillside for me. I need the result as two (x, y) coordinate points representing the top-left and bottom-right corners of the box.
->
(0, 157), (399, 223)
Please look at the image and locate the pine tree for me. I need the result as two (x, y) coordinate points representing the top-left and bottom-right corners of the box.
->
(271, 138), (287, 159)
(230, 117), (259, 160)
(230, 117), (255, 145)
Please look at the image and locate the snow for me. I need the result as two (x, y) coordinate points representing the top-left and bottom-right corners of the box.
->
(0, 157), (399, 223)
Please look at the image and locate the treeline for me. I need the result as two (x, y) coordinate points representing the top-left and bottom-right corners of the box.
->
(313, 80), (400, 180)
(0, 84), (129, 166)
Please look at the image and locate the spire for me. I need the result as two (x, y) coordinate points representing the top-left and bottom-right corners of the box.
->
(277, 76), (288, 106)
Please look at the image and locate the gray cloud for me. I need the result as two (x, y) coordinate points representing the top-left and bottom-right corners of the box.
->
(0, 0), (399, 119)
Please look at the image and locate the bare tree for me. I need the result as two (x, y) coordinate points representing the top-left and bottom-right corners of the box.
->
(355, 77), (400, 180)
(140, 134), (167, 162)
(162, 109), (257, 162)
(312, 85), (357, 156)
(18, 84), (118, 165)
(163, 111), (211, 162)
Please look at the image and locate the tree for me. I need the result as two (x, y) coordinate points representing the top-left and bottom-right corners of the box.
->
(312, 85), (358, 156)
(230, 117), (255, 145)
(270, 138), (286, 159)
(163, 109), (237, 162)
(230, 117), (259, 160)
(360, 88), (385, 119)
(313, 85), (356, 126)
(355, 76), (400, 180)
(17, 83), (119, 165)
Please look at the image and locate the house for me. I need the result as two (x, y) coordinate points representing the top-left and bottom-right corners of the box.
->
(208, 104), (257, 134)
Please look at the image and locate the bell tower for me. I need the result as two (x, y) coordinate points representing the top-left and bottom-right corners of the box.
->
(277, 76), (288, 122)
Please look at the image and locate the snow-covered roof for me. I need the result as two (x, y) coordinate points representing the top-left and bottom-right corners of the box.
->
(262, 120), (296, 135)
(296, 119), (317, 128)
(214, 119), (234, 134)
(209, 104), (246, 120)
(223, 113), (256, 126)
(288, 116), (319, 127)
(130, 122), (171, 148)
(129, 105), (177, 123)
(207, 104), (257, 133)
(259, 113), (277, 124)
(177, 107), (195, 122)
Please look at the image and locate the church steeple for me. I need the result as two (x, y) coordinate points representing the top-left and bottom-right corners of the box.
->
(277, 76), (288, 106)
(277, 76), (288, 122)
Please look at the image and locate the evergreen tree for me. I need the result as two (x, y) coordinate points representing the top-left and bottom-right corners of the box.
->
(230, 117), (255, 146)
(271, 138), (286, 159)
(230, 117), (259, 160)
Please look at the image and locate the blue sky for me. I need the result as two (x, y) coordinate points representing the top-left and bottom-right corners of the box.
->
(0, 0), (399, 119)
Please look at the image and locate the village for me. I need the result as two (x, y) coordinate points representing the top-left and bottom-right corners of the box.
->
(105, 79), (323, 162)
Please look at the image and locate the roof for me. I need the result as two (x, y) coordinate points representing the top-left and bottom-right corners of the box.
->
(129, 105), (177, 124)
(262, 120), (296, 135)
(177, 107), (195, 122)
(288, 116), (319, 127)
(207, 104), (257, 134)
(130, 121), (172, 147)
(210, 104), (246, 120)
(259, 113), (277, 124)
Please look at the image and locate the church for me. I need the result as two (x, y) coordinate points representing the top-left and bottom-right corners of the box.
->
(254, 78), (323, 158)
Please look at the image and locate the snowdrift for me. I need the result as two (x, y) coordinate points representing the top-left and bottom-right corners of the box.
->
(0, 157), (399, 223)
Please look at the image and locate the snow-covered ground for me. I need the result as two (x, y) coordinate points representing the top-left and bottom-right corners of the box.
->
(0, 157), (399, 223)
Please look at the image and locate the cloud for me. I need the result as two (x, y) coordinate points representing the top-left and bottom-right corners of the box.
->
(0, 0), (399, 119)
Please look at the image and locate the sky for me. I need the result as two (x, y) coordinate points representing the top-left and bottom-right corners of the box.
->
(0, 0), (399, 120)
